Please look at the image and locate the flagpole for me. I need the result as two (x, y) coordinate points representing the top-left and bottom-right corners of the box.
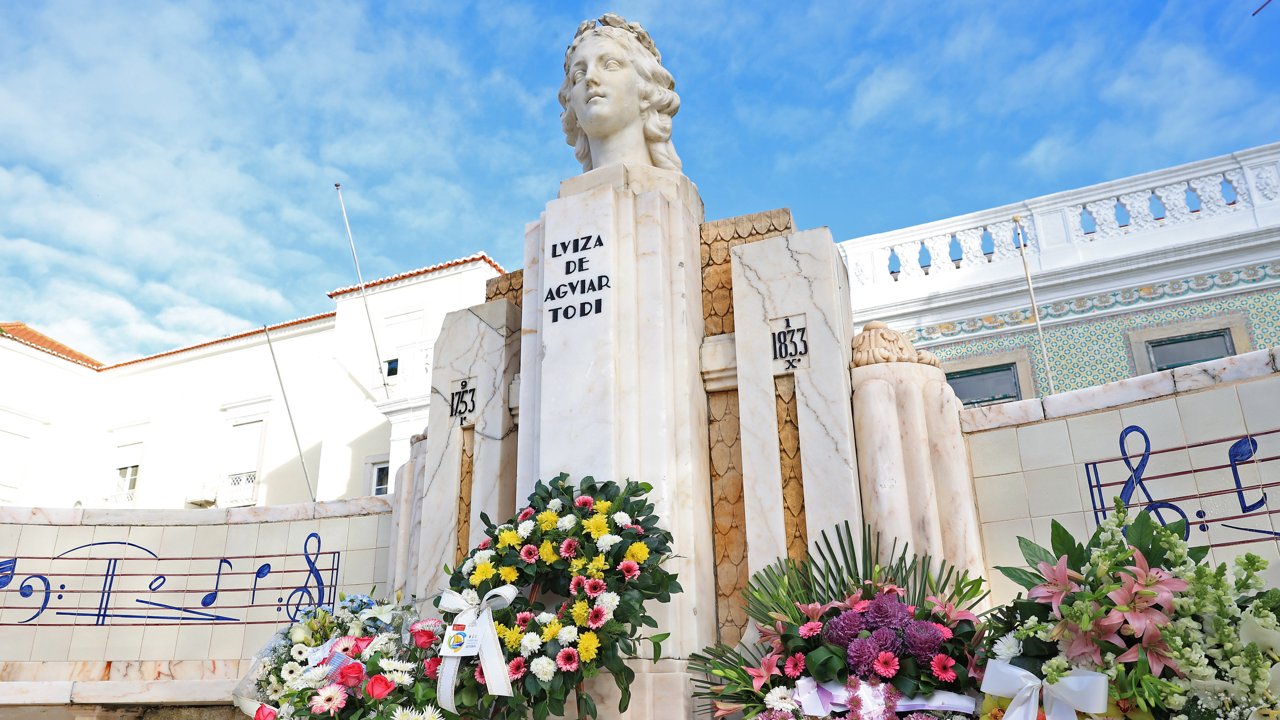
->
(264, 324), (316, 502)
(335, 183), (392, 401)
(1013, 216), (1057, 396)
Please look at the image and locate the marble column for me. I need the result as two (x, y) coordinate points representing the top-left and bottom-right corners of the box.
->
(515, 164), (717, 718)
(409, 299), (520, 601)
(730, 229), (861, 571)
(849, 322), (984, 576)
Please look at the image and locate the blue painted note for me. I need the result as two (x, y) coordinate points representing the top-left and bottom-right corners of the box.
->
(17, 574), (51, 624)
(0, 558), (14, 590)
(285, 533), (327, 621)
(250, 562), (271, 604)
(201, 558), (233, 608)
(1228, 436), (1266, 513)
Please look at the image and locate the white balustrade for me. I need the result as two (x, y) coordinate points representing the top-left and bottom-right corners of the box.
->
(217, 471), (258, 507)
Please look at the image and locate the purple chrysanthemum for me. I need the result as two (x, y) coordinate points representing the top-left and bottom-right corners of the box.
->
(822, 610), (865, 648)
(846, 636), (879, 676)
(903, 620), (944, 662)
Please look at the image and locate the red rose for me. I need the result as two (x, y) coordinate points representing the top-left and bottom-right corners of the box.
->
(364, 674), (395, 700)
(351, 636), (374, 656)
(411, 629), (438, 649)
(423, 657), (442, 680)
(254, 704), (277, 720)
(336, 661), (366, 688)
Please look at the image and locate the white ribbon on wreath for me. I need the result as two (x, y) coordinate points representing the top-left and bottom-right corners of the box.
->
(980, 659), (1108, 720)
(436, 585), (519, 713)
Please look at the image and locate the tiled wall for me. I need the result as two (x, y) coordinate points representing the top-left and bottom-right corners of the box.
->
(0, 498), (393, 688)
(927, 281), (1280, 395)
(967, 358), (1280, 604)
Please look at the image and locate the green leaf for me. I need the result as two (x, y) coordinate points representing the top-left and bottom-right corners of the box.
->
(1049, 520), (1085, 567)
(649, 632), (670, 662)
(1189, 545), (1211, 563)
(1127, 508), (1156, 553)
(996, 565), (1044, 590)
(1017, 536), (1057, 569)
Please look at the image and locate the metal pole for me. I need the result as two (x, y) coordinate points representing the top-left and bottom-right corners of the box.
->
(335, 183), (391, 401)
(1013, 216), (1057, 395)
(264, 325), (316, 503)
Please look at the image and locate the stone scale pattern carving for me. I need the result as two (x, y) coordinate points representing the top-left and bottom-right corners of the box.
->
(774, 375), (807, 561)
(707, 389), (749, 646)
(700, 208), (793, 336)
(484, 270), (524, 307)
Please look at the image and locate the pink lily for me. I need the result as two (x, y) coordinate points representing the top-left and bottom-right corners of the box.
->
(795, 601), (836, 621)
(743, 653), (783, 692)
(925, 595), (978, 625)
(1116, 625), (1181, 678)
(756, 621), (787, 654)
(1121, 548), (1188, 611)
(1106, 576), (1172, 639)
(1029, 555), (1083, 616)
(712, 701), (744, 719)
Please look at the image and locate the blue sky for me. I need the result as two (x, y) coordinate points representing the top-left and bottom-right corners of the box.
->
(1, 1), (1277, 364)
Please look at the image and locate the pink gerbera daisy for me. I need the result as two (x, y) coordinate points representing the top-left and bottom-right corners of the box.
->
(520, 544), (539, 564)
(569, 575), (587, 595)
(474, 665), (486, 685)
(574, 496), (594, 510)
(784, 652), (806, 679)
(308, 684), (347, 716)
(478, 537), (492, 550)
(556, 647), (580, 672)
(333, 636), (357, 656)
(933, 622), (953, 640)
(930, 654), (957, 682)
(518, 507), (535, 522)
(587, 606), (608, 629)
(618, 560), (640, 581)
(872, 652), (900, 679)
(508, 657), (527, 680)
(515, 611), (533, 629)
(559, 538), (580, 559)
(798, 621), (823, 638)
(585, 578), (607, 598)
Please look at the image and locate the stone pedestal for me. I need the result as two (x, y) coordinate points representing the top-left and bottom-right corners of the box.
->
(517, 164), (717, 717)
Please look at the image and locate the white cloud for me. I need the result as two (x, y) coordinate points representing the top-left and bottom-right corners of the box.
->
(849, 66), (915, 128)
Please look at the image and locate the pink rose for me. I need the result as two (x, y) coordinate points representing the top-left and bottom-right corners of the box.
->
(351, 636), (374, 656)
(254, 705), (277, 720)
(423, 657), (442, 680)
(364, 674), (395, 700)
(410, 628), (437, 649)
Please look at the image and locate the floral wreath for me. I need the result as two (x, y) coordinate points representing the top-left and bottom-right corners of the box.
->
(440, 474), (680, 720)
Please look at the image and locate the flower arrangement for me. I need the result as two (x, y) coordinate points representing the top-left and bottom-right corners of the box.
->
(986, 501), (1280, 720)
(690, 523), (987, 720)
(439, 474), (680, 720)
(233, 593), (450, 720)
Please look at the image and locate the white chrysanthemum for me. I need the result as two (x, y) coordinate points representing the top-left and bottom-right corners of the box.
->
(289, 665), (330, 690)
(547, 499), (563, 512)
(993, 633), (1023, 661)
(290, 644), (309, 662)
(378, 658), (416, 674)
(764, 686), (797, 711)
(530, 656), (556, 682)
(280, 662), (303, 682)
(391, 708), (422, 720)
(596, 534), (621, 552)
(557, 515), (577, 531)
(517, 520), (535, 538)
(362, 633), (397, 660)
(536, 612), (556, 625)
(611, 511), (631, 526)
(520, 632), (543, 657)
(595, 592), (620, 613)
(473, 549), (495, 564)
(388, 670), (414, 686)
(557, 625), (579, 645)
(461, 558), (475, 574)
(419, 704), (444, 720)
(462, 589), (480, 605)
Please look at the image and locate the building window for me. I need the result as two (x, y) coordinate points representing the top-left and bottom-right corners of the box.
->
(1146, 329), (1235, 371)
(117, 465), (140, 491)
(946, 364), (1022, 407)
(386, 358), (399, 377)
(372, 463), (390, 496)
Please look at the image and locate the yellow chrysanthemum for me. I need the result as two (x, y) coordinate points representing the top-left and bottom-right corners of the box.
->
(497, 529), (522, 549)
(578, 631), (600, 662)
(541, 619), (563, 642)
(536, 509), (559, 532)
(499, 566), (518, 583)
(625, 542), (650, 564)
(595, 500), (612, 514)
(587, 555), (608, 579)
(470, 561), (496, 586)
(582, 513), (610, 540)
(570, 558), (587, 573)
(503, 626), (522, 652)
(572, 600), (590, 627)
(539, 540), (558, 564)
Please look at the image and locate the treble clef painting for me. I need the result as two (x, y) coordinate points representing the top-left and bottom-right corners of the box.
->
(285, 532), (333, 621)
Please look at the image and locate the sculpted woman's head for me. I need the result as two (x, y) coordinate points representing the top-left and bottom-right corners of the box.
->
(558, 14), (682, 173)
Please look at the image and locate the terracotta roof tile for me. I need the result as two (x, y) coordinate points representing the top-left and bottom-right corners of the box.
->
(101, 311), (337, 370)
(0, 322), (104, 368)
(327, 252), (505, 298)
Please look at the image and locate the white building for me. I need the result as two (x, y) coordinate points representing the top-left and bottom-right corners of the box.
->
(0, 253), (502, 510)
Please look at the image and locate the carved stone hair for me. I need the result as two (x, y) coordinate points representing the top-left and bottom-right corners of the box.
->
(558, 14), (682, 173)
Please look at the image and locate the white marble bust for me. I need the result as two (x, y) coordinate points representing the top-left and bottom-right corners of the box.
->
(558, 14), (682, 173)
